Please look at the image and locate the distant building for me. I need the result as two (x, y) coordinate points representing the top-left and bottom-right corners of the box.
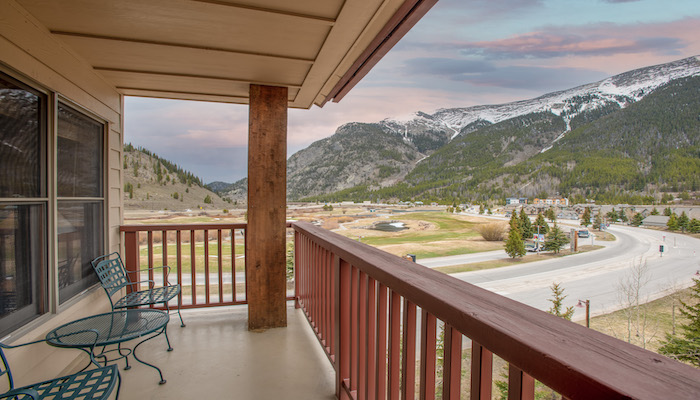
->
(506, 197), (528, 205)
(557, 211), (579, 220)
(642, 215), (670, 227)
(534, 197), (569, 207)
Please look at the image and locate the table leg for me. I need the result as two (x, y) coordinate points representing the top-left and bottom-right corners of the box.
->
(132, 328), (168, 384)
(118, 343), (131, 370)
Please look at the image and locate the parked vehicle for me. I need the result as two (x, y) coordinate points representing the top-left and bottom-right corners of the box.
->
(578, 229), (590, 238)
(525, 242), (540, 252)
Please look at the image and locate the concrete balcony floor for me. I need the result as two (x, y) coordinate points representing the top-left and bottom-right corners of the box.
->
(118, 304), (335, 399)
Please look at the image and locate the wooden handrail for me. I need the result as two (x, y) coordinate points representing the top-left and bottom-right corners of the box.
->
(292, 221), (700, 399)
(121, 223), (247, 232)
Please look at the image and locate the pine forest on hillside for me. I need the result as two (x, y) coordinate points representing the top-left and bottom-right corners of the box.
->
(122, 143), (231, 211)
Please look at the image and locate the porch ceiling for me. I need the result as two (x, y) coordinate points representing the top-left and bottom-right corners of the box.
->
(16, 0), (437, 108)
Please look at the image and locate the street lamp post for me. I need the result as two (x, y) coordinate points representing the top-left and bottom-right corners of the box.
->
(577, 299), (590, 328)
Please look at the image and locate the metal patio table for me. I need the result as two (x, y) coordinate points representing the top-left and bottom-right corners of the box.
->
(46, 309), (171, 384)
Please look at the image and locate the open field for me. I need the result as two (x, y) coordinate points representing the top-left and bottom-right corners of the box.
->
(587, 284), (697, 353)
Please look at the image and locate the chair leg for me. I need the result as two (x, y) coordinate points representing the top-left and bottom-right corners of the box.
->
(176, 301), (185, 328)
(164, 325), (173, 352)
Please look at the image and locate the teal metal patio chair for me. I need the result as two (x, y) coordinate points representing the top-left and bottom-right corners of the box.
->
(0, 334), (120, 400)
(91, 252), (185, 329)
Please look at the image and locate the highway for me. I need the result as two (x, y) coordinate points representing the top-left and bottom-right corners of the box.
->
(429, 225), (700, 321)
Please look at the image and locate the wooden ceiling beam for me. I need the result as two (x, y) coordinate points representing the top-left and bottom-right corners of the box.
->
(95, 67), (303, 89)
(51, 31), (316, 64)
(190, 0), (336, 25)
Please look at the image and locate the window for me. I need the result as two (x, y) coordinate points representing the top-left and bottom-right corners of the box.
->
(0, 73), (47, 335)
(57, 103), (105, 304)
(0, 72), (106, 335)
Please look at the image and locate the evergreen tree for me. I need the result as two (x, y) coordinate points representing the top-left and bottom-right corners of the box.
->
(678, 211), (690, 232)
(606, 208), (619, 222)
(509, 212), (519, 231)
(650, 207), (660, 216)
(631, 213), (644, 227)
(544, 223), (570, 253)
(659, 278), (700, 367)
(619, 211), (628, 223)
(534, 212), (549, 235)
(505, 224), (526, 259)
(519, 208), (533, 239)
(667, 213), (679, 231)
(479, 204), (485, 214)
(664, 207), (673, 216)
(580, 207), (591, 227)
(689, 219), (700, 234)
(547, 283), (575, 320)
(592, 211), (604, 230)
(545, 208), (556, 222)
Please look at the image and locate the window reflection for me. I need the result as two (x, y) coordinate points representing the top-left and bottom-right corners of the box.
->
(0, 205), (44, 324)
(57, 103), (103, 198)
(57, 201), (103, 303)
(0, 75), (44, 198)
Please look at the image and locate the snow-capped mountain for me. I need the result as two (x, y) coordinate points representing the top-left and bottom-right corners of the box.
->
(221, 56), (700, 201)
(380, 55), (700, 143)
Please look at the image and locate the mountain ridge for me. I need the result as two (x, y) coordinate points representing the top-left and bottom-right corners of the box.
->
(216, 55), (700, 203)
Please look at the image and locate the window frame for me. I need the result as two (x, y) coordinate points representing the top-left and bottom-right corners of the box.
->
(0, 67), (109, 336)
(55, 99), (106, 305)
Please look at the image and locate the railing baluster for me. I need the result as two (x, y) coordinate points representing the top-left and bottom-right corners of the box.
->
(470, 341), (493, 400)
(324, 247), (332, 351)
(204, 229), (210, 305)
(358, 271), (368, 399)
(402, 299), (417, 400)
(366, 277), (377, 400)
(218, 229), (223, 303)
(388, 290), (401, 400)
(161, 230), (168, 288)
(375, 284), (388, 400)
(420, 311), (437, 400)
(190, 230), (196, 305)
(231, 228), (236, 303)
(508, 364), (535, 400)
(176, 230), (183, 305)
(337, 258), (351, 400)
(329, 245), (337, 361)
(122, 231), (139, 295)
(147, 231), (154, 297)
(442, 325), (461, 400)
(350, 265), (359, 397)
(294, 230), (300, 309)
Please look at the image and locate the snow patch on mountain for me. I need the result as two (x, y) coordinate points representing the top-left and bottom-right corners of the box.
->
(382, 56), (700, 146)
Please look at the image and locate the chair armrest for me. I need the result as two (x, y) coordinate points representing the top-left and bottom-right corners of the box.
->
(1, 388), (39, 399)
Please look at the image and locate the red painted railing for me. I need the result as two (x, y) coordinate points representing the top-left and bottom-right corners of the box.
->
(120, 223), (250, 308)
(292, 221), (700, 400)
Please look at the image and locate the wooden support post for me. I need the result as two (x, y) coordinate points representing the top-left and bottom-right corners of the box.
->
(247, 84), (288, 330)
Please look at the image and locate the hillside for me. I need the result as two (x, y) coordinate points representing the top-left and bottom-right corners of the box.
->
(123, 144), (232, 211)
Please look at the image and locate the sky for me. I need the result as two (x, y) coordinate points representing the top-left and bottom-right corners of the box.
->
(124, 0), (700, 184)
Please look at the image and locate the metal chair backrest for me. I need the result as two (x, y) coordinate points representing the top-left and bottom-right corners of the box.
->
(0, 344), (15, 391)
(91, 252), (130, 298)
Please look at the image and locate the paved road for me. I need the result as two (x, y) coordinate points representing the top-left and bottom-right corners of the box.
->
(443, 225), (700, 321)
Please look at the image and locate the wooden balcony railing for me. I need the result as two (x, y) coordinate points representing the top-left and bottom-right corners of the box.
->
(292, 221), (700, 400)
(121, 223), (250, 308)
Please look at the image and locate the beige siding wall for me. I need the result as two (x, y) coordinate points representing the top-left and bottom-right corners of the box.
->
(0, 0), (124, 383)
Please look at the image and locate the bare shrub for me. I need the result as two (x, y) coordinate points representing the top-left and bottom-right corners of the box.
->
(477, 222), (506, 241)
